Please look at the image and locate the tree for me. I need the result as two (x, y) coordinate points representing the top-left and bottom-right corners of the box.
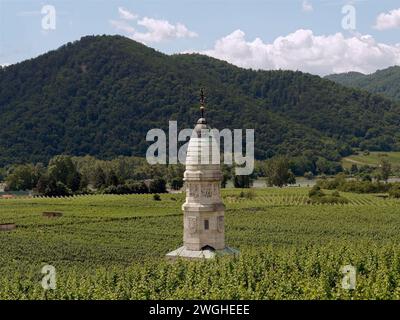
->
(379, 159), (391, 182)
(92, 166), (106, 189)
(234, 175), (253, 188)
(47, 155), (81, 191)
(79, 174), (89, 191)
(36, 173), (72, 196)
(149, 178), (167, 193)
(290, 156), (316, 176)
(35, 155), (81, 196)
(287, 170), (296, 185)
(125, 181), (148, 193)
(69, 170), (82, 192)
(221, 164), (233, 188)
(5, 164), (42, 191)
(36, 174), (50, 195)
(167, 164), (184, 190)
(265, 156), (296, 187)
(360, 174), (372, 182)
(170, 178), (183, 190)
(316, 158), (342, 175)
(106, 169), (119, 187)
(0, 167), (6, 181)
(304, 171), (314, 180)
(350, 164), (358, 175)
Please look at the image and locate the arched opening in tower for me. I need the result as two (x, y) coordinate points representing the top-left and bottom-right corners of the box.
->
(201, 245), (215, 251)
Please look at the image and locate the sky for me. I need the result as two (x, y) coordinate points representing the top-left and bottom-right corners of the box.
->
(0, 0), (400, 75)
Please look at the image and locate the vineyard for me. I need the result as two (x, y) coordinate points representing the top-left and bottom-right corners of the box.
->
(0, 188), (400, 299)
(342, 151), (400, 169)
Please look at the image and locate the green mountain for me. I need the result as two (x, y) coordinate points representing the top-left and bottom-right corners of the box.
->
(1, 35), (400, 166)
(325, 66), (400, 101)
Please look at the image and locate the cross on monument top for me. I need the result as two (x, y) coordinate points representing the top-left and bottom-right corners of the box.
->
(200, 88), (205, 119)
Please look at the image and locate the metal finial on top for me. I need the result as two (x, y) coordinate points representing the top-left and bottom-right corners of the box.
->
(200, 88), (205, 119)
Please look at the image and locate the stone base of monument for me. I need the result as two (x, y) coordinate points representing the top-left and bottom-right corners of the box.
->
(166, 246), (239, 260)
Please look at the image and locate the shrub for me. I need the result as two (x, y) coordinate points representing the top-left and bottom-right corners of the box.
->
(234, 175), (253, 188)
(339, 180), (390, 194)
(153, 194), (161, 201)
(103, 181), (149, 194)
(149, 178), (167, 193)
(360, 174), (372, 182)
(43, 181), (72, 197)
(317, 173), (346, 190)
(304, 171), (314, 180)
(309, 186), (348, 204)
(239, 190), (255, 200)
(103, 185), (121, 194)
(309, 185), (324, 198)
(389, 184), (400, 198)
(317, 174), (391, 194)
(170, 178), (184, 190)
(313, 195), (349, 204)
(125, 180), (148, 194)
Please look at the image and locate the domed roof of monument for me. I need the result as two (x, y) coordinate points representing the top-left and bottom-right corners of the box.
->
(193, 117), (209, 137)
(185, 89), (220, 167)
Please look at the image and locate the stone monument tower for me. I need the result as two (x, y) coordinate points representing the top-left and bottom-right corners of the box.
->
(166, 90), (238, 259)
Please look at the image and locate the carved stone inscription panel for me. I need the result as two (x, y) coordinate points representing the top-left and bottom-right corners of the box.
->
(187, 182), (220, 200)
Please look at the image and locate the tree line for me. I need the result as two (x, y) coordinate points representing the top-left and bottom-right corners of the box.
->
(1, 154), (314, 196)
(2, 155), (176, 196)
(3, 153), (397, 197)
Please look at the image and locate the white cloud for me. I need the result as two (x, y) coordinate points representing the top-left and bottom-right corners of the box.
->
(374, 8), (400, 30)
(110, 20), (135, 34)
(110, 9), (197, 44)
(192, 29), (400, 75)
(132, 17), (197, 43)
(302, 0), (313, 12)
(118, 7), (138, 20)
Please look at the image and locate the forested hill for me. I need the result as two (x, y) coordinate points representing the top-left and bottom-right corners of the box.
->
(325, 66), (400, 102)
(0, 35), (400, 166)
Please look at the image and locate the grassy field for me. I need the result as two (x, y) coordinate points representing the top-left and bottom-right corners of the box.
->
(342, 151), (400, 169)
(0, 188), (400, 299)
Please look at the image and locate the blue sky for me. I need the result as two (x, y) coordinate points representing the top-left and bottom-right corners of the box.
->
(1, 0), (399, 75)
